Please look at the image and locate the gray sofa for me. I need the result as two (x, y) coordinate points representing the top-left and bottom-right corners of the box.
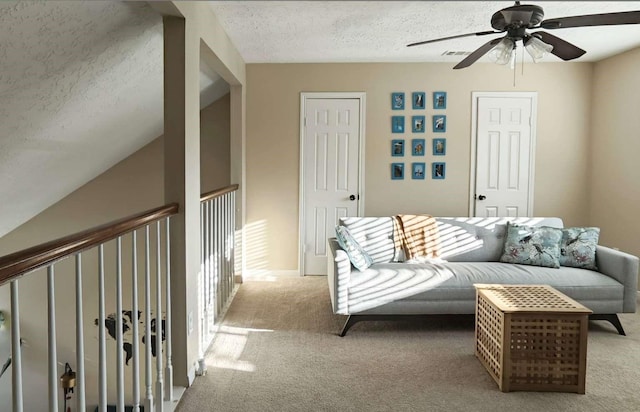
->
(328, 217), (639, 336)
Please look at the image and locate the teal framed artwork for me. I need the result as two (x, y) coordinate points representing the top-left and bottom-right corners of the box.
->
(432, 162), (446, 179)
(392, 116), (405, 133)
(433, 138), (446, 156)
(433, 91), (447, 109)
(392, 139), (405, 156)
(391, 92), (405, 110)
(412, 162), (426, 180)
(412, 92), (425, 109)
(432, 115), (446, 132)
(391, 163), (404, 180)
(412, 115), (425, 133)
(412, 139), (425, 156)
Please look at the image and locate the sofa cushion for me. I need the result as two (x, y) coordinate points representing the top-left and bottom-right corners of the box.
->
(436, 217), (564, 263)
(348, 262), (624, 314)
(339, 217), (398, 263)
(560, 227), (600, 270)
(335, 225), (373, 271)
(500, 222), (563, 268)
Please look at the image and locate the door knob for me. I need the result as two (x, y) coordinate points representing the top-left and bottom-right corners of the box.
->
(478, 195), (486, 201)
(349, 194), (357, 201)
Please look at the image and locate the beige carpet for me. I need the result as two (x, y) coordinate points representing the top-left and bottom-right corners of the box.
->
(176, 276), (640, 412)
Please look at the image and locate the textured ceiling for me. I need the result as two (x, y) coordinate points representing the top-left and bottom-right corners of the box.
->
(0, 1), (164, 237)
(208, 1), (640, 63)
(0, 1), (228, 238)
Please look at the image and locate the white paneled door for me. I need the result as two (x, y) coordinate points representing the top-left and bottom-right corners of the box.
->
(301, 95), (363, 275)
(473, 93), (537, 217)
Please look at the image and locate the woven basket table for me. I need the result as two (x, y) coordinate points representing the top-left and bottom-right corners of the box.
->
(474, 284), (592, 393)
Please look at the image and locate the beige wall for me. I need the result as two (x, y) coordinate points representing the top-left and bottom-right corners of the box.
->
(246, 63), (594, 272)
(590, 47), (640, 259)
(201, 93), (231, 193)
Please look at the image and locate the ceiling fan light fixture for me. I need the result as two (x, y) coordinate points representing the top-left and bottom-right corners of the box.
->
(524, 35), (553, 61)
(489, 37), (516, 65)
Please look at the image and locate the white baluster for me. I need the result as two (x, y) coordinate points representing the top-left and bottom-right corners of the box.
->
(221, 196), (227, 306)
(10, 280), (23, 412)
(216, 197), (222, 317)
(209, 199), (215, 326)
(75, 254), (86, 411)
(199, 202), (204, 357)
(164, 218), (173, 401)
(116, 237), (125, 411)
(144, 226), (154, 412)
(47, 266), (58, 412)
(231, 191), (236, 287)
(132, 231), (141, 412)
(98, 245), (107, 411)
(203, 201), (209, 348)
(155, 221), (164, 412)
(226, 194), (232, 301)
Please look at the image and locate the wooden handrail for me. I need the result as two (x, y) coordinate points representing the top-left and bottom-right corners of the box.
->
(0, 203), (179, 286)
(200, 184), (239, 203)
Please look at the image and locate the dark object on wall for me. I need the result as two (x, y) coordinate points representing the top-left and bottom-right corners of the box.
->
(94, 310), (165, 364)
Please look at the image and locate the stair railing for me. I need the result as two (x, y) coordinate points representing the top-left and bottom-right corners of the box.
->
(0, 203), (178, 412)
(199, 184), (238, 366)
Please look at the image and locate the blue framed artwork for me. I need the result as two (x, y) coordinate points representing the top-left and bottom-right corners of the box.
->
(411, 139), (425, 156)
(391, 163), (404, 180)
(432, 115), (446, 132)
(412, 115), (425, 133)
(391, 92), (405, 110)
(391, 139), (405, 156)
(433, 138), (446, 156)
(412, 162), (426, 180)
(392, 116), (405, 133)
(412, 92), (426, 110)
(432, 162), (446, 179)
(433, 91), (447, 109)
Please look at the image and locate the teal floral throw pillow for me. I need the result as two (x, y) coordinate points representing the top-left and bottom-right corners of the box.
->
(335, 225), (373, 271)
(560, 227), (600, 270)
(500, 222), (563, 268)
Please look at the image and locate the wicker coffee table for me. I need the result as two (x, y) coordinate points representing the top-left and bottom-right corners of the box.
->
(474, 284), (592, 394)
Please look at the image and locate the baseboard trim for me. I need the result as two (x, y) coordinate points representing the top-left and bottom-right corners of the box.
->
(187, 364), (196, 386)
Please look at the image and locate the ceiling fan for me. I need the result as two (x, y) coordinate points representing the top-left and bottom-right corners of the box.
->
(407, 1), (640, 69)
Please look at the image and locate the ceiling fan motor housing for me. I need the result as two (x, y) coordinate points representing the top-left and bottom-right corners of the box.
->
(491, 4), (545, 30)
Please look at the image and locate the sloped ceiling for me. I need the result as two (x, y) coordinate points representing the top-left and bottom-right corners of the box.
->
(208, 1), (640, 63)
(0, 1), (163, 238)
(0, 1), (229, 239)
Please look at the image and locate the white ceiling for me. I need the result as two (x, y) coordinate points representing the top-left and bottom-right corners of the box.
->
(208, 1), (640, 63)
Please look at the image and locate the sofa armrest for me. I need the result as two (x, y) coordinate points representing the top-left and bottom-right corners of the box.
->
(328, 238), (351, 315)
(596, 245), (639, 313)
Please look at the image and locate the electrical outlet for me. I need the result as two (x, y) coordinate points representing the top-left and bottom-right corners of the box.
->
(188, 311), (193, 335)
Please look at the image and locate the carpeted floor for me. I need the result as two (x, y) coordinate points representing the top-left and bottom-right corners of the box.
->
(176, 275), (640, 412)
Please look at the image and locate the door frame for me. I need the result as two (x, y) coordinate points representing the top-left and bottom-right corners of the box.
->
(468, 91), (538, 217)
(298, 92), (366, 276)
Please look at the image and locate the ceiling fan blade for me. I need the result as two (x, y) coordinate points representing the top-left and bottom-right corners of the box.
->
(407, 31), (501, 47)
(453, 37), (503, 69)
(533, 31), (586, 61)
(540, 10), (640, 29)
